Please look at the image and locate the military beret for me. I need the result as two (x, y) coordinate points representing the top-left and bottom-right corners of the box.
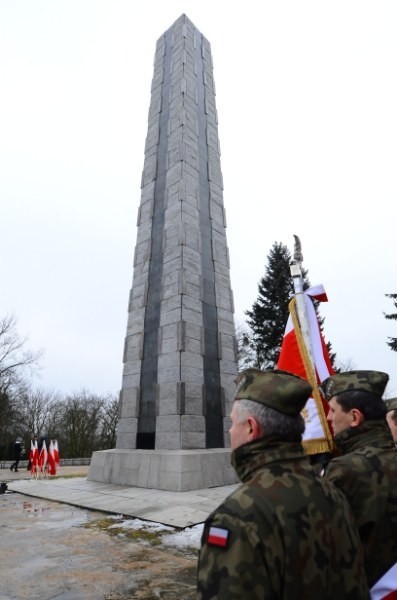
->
(385, 397), (397, 412)
(320, 370), (389, 402)
(234, 368), (312, 417)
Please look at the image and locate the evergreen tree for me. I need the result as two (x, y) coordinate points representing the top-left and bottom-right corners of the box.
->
(244, 241), (335, 370)
(384, 293), (397, 352)
(244, 243), (297, 368)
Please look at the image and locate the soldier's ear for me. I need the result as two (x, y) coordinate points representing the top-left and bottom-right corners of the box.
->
(247, 416), (261, 440)
(351, 408), (364, 428)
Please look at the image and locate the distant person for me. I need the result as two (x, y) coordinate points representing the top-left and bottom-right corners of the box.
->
(385, 397), (397, 443)
(321, 370), (397, 595)
(10, 438), (23, 472)
(196, 368), (369, 599)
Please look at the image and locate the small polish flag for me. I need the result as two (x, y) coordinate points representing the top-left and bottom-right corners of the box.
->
(207, 526), (229, 548)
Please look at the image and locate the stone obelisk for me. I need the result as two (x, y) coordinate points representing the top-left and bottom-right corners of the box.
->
(88, 14), (238, 491)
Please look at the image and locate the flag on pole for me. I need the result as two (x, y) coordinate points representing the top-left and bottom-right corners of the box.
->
(29, 439), (39, 478)
(38, 439), (48, 477)
(54, 439), (60, 467)
(277, 284), (334, 454)
(48, 440), (57, 476)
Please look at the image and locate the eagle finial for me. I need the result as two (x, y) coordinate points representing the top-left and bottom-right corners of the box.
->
(293, 234), (303, 264)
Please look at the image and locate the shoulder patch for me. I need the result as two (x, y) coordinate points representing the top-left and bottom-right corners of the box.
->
(206, 526), (229, 548)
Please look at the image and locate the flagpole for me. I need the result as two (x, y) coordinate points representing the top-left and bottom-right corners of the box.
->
(288, 235), (334, 455)
(290, 235), (315, 369)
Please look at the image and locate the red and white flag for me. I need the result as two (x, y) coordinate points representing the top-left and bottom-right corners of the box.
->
(277, 284), (334, 453)
(53, 439), (60, 466)
(29, 439), (39, 476)
(48, 440), (57, 476)
(38, 439), (48, 474)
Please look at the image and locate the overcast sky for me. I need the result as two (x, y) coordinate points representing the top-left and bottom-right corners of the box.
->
(1, 1), (396, 397)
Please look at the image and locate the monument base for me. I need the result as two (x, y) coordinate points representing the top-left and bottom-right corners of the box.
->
(88, 448), (238, 492)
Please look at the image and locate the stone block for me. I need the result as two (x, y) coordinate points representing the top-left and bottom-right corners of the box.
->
(155, 433), (181, 450)
(184, 397), (203, 415)
(184, 320), (202, 340)
(159, 306), (181, 327)
(141, 150), (158, 186)
(133, 239), (152, 267)
(157, 396), (180, 416)
(181, 351), (202, 369)
(160, 294), (181, 314)
(184, 335), (201, 354)
(181, 415), (205, 432)
(119, 388), (139, 419)
(160, 336), (179, 354)
(158, 351), (181, 369)
(181, 431), (205, 450)
(181, 364), (204, 384)
(123, 360), (141, 376)
(145, 123), (160, 153)
(157, 364), (180, 384)
(115, 429), (137, 450)
(156, 415), (181, 432)
(124, 333), (143, 362)
(136, 218), (153, 243)
(182, 306), (202, 327)
(148, 90), (162, 119)
(182, 294), (202, 313)
(122, 373), (141, 389)
(126, 309), (146, 335)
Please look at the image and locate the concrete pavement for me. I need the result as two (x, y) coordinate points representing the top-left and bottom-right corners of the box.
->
(2, 466), (238, 528)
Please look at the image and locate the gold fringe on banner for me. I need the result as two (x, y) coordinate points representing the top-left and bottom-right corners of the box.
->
(289, 298), (334, 455)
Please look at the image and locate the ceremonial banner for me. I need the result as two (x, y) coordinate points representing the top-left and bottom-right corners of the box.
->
(54, 439), (60, 467)
(48, 440), (57, 476)
(38, 439), (48, 476)
(277, 285), (334, 454)
(29, 439), (39, 478)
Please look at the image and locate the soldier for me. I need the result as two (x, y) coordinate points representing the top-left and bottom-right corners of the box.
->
(10, 437), (23, 472)
(196, 368), (369, 599)
(321, 370), (397, 595)
(385, 397), (397, 443)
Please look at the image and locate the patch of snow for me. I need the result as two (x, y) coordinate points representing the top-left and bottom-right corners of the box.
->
(161, 523), (203, 549)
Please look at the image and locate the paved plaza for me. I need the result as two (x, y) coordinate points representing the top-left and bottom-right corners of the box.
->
(0, 465), (237, 599)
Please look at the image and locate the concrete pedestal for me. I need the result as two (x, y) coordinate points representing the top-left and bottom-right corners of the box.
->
(88, 448), (238, 492)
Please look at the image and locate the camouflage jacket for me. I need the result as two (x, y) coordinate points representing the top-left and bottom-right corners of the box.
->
(324, 420), (397, 587)
(196, 437), (369, 599)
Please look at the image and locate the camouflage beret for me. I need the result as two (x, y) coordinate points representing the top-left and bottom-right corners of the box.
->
(385, 397), (397, 412)
(234, 368), (312, 417)
(320, 370), (389, 402)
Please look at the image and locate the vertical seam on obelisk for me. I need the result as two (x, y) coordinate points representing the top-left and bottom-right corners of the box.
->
(138, 27), (173, 446)
(194, 30), (224, 448)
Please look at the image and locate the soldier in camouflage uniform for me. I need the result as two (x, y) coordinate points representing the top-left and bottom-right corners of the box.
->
(321, 370), (397, 592)
(196, 368), (369, 599)
(385, 397), (397, 443)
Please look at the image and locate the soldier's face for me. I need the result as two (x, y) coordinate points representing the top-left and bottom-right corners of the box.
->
(327, 397), (354, 435)
(386, 411), (397, 442)
(229, 404), (251, 450)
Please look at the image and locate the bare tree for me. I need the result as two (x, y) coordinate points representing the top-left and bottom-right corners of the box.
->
(15, 388), (62, 439)
(0, 315), (42, 394)
(60, 390), (105, 457)
(99, 394), (119, 449)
